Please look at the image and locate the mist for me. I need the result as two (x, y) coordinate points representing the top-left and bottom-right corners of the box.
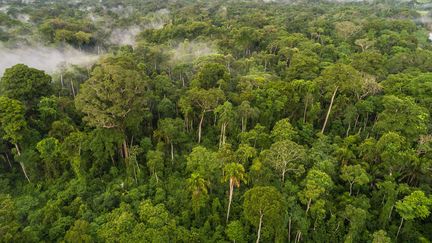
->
(109, 8), (170, 46)
(0, 45), (98, 76)
(170, 40), (218, 64)
(109, 26), (141, 46)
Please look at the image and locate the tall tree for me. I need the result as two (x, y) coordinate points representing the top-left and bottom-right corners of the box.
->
(154, 118), (185, 162)
(299, 169), (333, 214)
(223, 162), (246, 223)
(182, 88), (225, 143)
(75, 56), (148, 158)
(264, 140), (306, 183)
(187, 172), (209, 214)
(340, 165), (370, 196)
(375, 95), (429, 141)
(0, 96), (30, 182)
(395, 190), (432, 239)
(317, 64), (362, 134)
(243, 186), (284, 243)
(215, 101), (236, 147)
(0, 64), (52, 109)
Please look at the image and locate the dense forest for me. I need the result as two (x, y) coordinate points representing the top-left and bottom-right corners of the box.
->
(2, 0), (432, 242)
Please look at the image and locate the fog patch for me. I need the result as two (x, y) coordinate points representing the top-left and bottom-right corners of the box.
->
(109, 26), (141, 46)
(144, 9), (171, 30)
(109, 9), (170, 46)
(0, 45), (98, 76)
(110, 5), (134, 18)
(0, 5), (9, 13)
(170, 41), (218, 64)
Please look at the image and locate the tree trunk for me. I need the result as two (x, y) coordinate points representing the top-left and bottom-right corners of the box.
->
(306, 198), (312, 214)
(123, 139), (129, 159)
(349, 182), (354, 196)
(5, 153), (12, 169)
(170, 142), (174, 162)
(223, 123), (227, 145)
(219, 122), (228, 147)
(256, 212), (264, 243)
(14, 144), (30, 183)
(321, 86), (339, 134)
(60, 74), (64, 88)
(198, 112), (205, 143)
(396, 218), (404, 239)
(388, 205), (394, 221)
(241, 117), (246, 132)
(219, 123), (224, 148)
(303, 96), (309, 123)
(363, 112), (369, 132)
(288, 217), (292, 242)
(70, 80), (76, 98)
(346, 122), (351, 137)
(226, 178), (234, 223)
(353, 114), (359, 131)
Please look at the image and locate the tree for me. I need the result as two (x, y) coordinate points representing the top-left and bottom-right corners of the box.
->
(395, 190), (432, 239)
(146, 149), (164, 183)
(97, 203), (138, 242)
(298, 169), (333, 214)
(317, 64), (362, 134)
(335, 21), (361, 41)
(226, 220), (245, 243)
(215, 101), (236, 147)
(0, 194), (20, 242)
(243, 186), (284, 243)
(340, 165), (370, 196)
(74, 31), (92, 48)
(186, 146), (220, 183)
(154, 118), (185, 162)
(64, 220), (93, 243)
(75, 56), (148, 158)
(223, 162), (246, 223)
(182, 88), (225, 143)
(372, 230), (391, 243)
(192, 62), (230, 89)
(0, 96), (30, 182)
(375, 95), (429, 141)
(270, 118), (297, 142)
(344, 205), (368, 242)
(0, 64), (52, 108)
(237, 101), (259, 132)
(137, 200), (177, 241)
(187, 172), (209, 214)
(285, 51), (320, 80)
(36, 137), (63, 179)
(264, 140), (306, 183)
(355, 38), (375, 52)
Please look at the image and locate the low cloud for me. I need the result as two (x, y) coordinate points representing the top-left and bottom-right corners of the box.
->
(109, 26), (141, 46)
(109, 9), (170, 46)
(170, 40), (218, 64)
(0, 45), (98, 76)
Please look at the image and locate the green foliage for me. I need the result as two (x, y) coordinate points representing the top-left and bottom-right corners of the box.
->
(2, 1), (432, 242)
(396, 191), (432, 221)
(0, 64), (52, 108)
(0, 96), (27, 144)
(243, 186), (284, 241)
(375, 95), (429, 141)
(75, 56), (148, 131)
(0, 194), (20, 243)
